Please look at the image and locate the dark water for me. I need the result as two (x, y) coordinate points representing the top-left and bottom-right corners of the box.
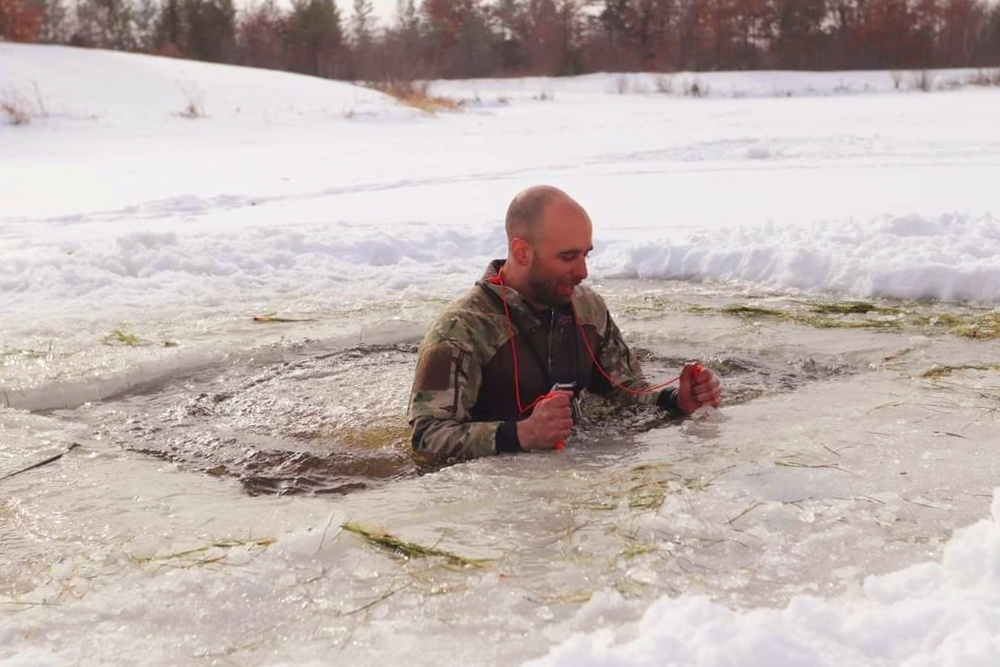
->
(49, 333), (855, 497)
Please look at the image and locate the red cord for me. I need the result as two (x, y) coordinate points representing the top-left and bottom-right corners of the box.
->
(491, 271), (687, 412)
(491, 272), (546, 416)
(574, 314), (681, 395)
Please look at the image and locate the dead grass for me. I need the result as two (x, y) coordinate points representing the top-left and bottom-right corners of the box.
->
(574, 462), (731, 513)
(911, 311), (1000, 339)
(342, 521), (490, 568)
(1, 83), (47, 126)
(774, 459), (853, 474)
(716, 300), (1000, 339)
(101, 328), (178, 348)
(524, 590), (593, 605)
(367, 80), (462, 114)
(807, 301), (882, 315)
(0, 345), (53, 363)
(921, 363), (1000, 380)
(1, 97), (30, 125)
(178, 102), (203, 119)
(133, 537), (275, 569)
(614, 528), (658, 561)
(968, 68), (1000, 87)
(910, 69), (936, 92)
(721, 303), (901, 331)
(655, 74), (674, 94)
(177, 81), (206, 119)
(683, 78), (709, 97)
(102, 329), (144, 346)
(617, 294), (672, 316)
(252, 313), (315, 323)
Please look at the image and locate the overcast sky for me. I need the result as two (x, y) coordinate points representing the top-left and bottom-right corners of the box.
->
(368, 0), (398, 24)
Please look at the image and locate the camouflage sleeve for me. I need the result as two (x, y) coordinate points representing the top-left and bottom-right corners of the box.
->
(593, 312), (680, 413)
(407, 319), (503, 461)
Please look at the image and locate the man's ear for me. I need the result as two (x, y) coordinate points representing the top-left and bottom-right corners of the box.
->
(511, 237), (532, 267)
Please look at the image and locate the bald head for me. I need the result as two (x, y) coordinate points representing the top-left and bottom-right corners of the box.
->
(505, 185), (581, 243)
(501, 185), (593, 306)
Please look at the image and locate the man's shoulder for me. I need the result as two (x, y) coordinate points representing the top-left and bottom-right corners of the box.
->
(572, 284), (610, 329)
(422, 283), (506, 348)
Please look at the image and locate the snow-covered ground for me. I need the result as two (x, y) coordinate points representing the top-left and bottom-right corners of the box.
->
(2, 44), (1000, 666)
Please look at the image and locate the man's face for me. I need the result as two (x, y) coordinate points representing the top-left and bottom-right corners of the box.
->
(524, 199), (593, 307)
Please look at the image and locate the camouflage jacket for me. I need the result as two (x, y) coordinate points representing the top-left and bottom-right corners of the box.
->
(408, 260), (681, 461)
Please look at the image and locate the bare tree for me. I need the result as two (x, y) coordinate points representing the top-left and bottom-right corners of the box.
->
(73, 0), (135, 49)
(0, 0), (43, 41)
(238, 0), (288, 70)
(131, 0), (159, 50)
(36, 0), (70, 42)
(422, 0), (494, 78)
(350, 0), (373, 42)
(771, 0), (826, 69)
(939, 0), (983, 66)
(17, 0), (1000, 79)
(348, 0), (375, 78)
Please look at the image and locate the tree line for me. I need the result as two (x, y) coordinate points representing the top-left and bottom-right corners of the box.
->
(3, 0), (1000, 81)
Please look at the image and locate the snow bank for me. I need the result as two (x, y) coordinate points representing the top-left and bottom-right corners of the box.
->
(594, 212), (1000, 303)
(0, 43), (400, 125)
(525, 490), (1000, 666)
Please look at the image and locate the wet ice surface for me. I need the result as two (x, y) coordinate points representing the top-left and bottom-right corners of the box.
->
(81, 340), (422, 496)
(2, 279), (999, 665)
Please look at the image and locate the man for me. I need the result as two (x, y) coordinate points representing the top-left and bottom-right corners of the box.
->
(408, 185), (722, 461)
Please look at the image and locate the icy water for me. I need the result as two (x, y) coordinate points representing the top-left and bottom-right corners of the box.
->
(2, 279), (999, 665)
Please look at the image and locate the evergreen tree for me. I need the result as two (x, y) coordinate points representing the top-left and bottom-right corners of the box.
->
(771, 0), (826, 69)
(981, 1), (1000, 63)
(493, 0), (528, 72)
(154, 0), (186, 55)
(185, 0), (236, 62)
(287, 0), (343, 77)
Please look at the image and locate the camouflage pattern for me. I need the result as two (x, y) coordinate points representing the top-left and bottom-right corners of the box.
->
(408, 288), (512, 461)
(408, 261), (670, 462)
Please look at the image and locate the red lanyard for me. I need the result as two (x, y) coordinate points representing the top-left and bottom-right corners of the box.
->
(491, 271), (680, 415)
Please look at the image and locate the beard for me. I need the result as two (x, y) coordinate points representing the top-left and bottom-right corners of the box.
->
(526, 261), (576, 308)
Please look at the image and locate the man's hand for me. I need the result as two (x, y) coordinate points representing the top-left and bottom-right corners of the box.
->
(517, 391), (574, 450)
(677, 362), (722, 415)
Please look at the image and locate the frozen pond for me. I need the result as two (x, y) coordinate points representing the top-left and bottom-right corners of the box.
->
(4, 280), (999, 665)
